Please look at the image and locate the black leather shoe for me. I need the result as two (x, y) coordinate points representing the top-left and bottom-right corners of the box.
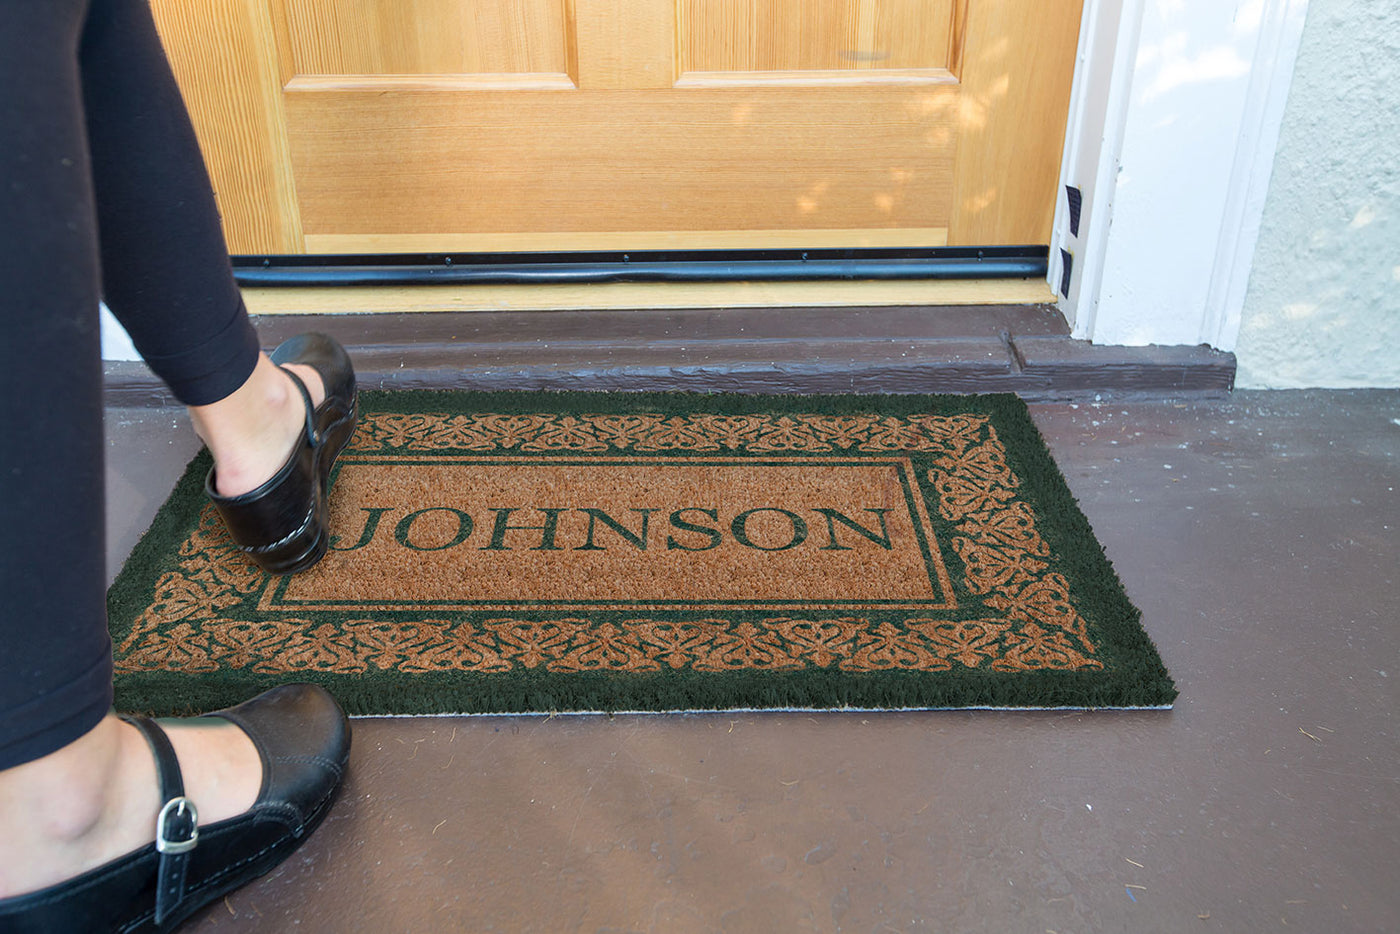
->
(206, 333), (357, 574)
(0, 684), (350, 934)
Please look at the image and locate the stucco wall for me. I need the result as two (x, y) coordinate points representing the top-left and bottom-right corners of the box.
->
(1234, 0), (1400, 388)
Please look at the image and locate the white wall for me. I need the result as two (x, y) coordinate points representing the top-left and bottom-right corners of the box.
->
(1233, 0), (1400, 388)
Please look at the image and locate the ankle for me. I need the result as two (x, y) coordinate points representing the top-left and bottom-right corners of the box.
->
(191, 356), (313, 498)
(0, 717), (131, 837)
(0, 718), (155, 897)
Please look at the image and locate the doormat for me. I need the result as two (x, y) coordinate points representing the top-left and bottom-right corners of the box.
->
(109, 391), (1176, 716)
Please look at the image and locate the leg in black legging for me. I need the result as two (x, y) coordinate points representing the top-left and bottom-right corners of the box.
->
(0, 2), (346, 913)
(0, 0), (260, 770)
(0, 0), (116, 772)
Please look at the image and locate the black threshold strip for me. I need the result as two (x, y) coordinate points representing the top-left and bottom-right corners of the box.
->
(231, 245), (1049, 287)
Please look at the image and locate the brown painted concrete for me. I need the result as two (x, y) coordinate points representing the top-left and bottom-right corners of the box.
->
(103, 390), (1399, 933)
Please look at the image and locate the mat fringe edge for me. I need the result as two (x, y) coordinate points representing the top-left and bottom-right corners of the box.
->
(350, 704), (1174, 718)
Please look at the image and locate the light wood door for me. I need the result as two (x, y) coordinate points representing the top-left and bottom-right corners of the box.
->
(150, 0), (1083, 255)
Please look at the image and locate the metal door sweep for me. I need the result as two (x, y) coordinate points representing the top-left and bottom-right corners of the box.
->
(232, 246), (1048, 287)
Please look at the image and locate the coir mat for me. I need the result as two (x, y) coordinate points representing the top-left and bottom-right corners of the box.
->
(109, 391), (1176, 715)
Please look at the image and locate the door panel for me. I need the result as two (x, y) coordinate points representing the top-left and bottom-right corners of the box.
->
(151, 0), (1083, 254)
(287, 87), (958, 236)
(282, 0), (570, 76)
(679, 0), (955, 74)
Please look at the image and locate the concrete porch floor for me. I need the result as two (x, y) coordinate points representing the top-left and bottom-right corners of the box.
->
(103, 389), (1399, 933)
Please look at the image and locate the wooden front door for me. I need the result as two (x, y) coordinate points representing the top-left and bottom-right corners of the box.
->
(150, 0), (1083, 256)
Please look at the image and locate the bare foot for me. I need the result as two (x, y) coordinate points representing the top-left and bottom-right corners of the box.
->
(189, 354), (326, 497)
(0, 714), (261, 899)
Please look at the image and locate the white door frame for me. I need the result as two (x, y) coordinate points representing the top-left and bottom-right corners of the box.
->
(1051, 0), (1311, 351)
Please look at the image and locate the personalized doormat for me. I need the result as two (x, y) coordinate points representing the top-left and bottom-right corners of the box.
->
(109, 391), (1176, 716)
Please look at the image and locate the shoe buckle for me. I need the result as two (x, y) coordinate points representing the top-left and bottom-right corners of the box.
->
(156, 795), (200, 854)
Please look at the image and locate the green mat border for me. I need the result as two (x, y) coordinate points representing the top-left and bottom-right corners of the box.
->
(109, 391), (1177, 716)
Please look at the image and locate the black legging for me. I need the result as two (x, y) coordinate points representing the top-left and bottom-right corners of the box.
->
(0, 0), (261, 770)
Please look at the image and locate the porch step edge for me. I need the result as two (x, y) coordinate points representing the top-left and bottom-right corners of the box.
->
(105, 322), (1235, 405)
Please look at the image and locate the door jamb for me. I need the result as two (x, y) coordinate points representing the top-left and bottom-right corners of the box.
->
(1050, 0), (1311, 351)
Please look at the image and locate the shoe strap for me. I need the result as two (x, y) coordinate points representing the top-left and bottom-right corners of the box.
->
(279, 365), (321, 447)
(123, 716), (199, 926)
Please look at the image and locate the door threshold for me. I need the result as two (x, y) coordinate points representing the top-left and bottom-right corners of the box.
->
(105, 304), (1234, 404)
